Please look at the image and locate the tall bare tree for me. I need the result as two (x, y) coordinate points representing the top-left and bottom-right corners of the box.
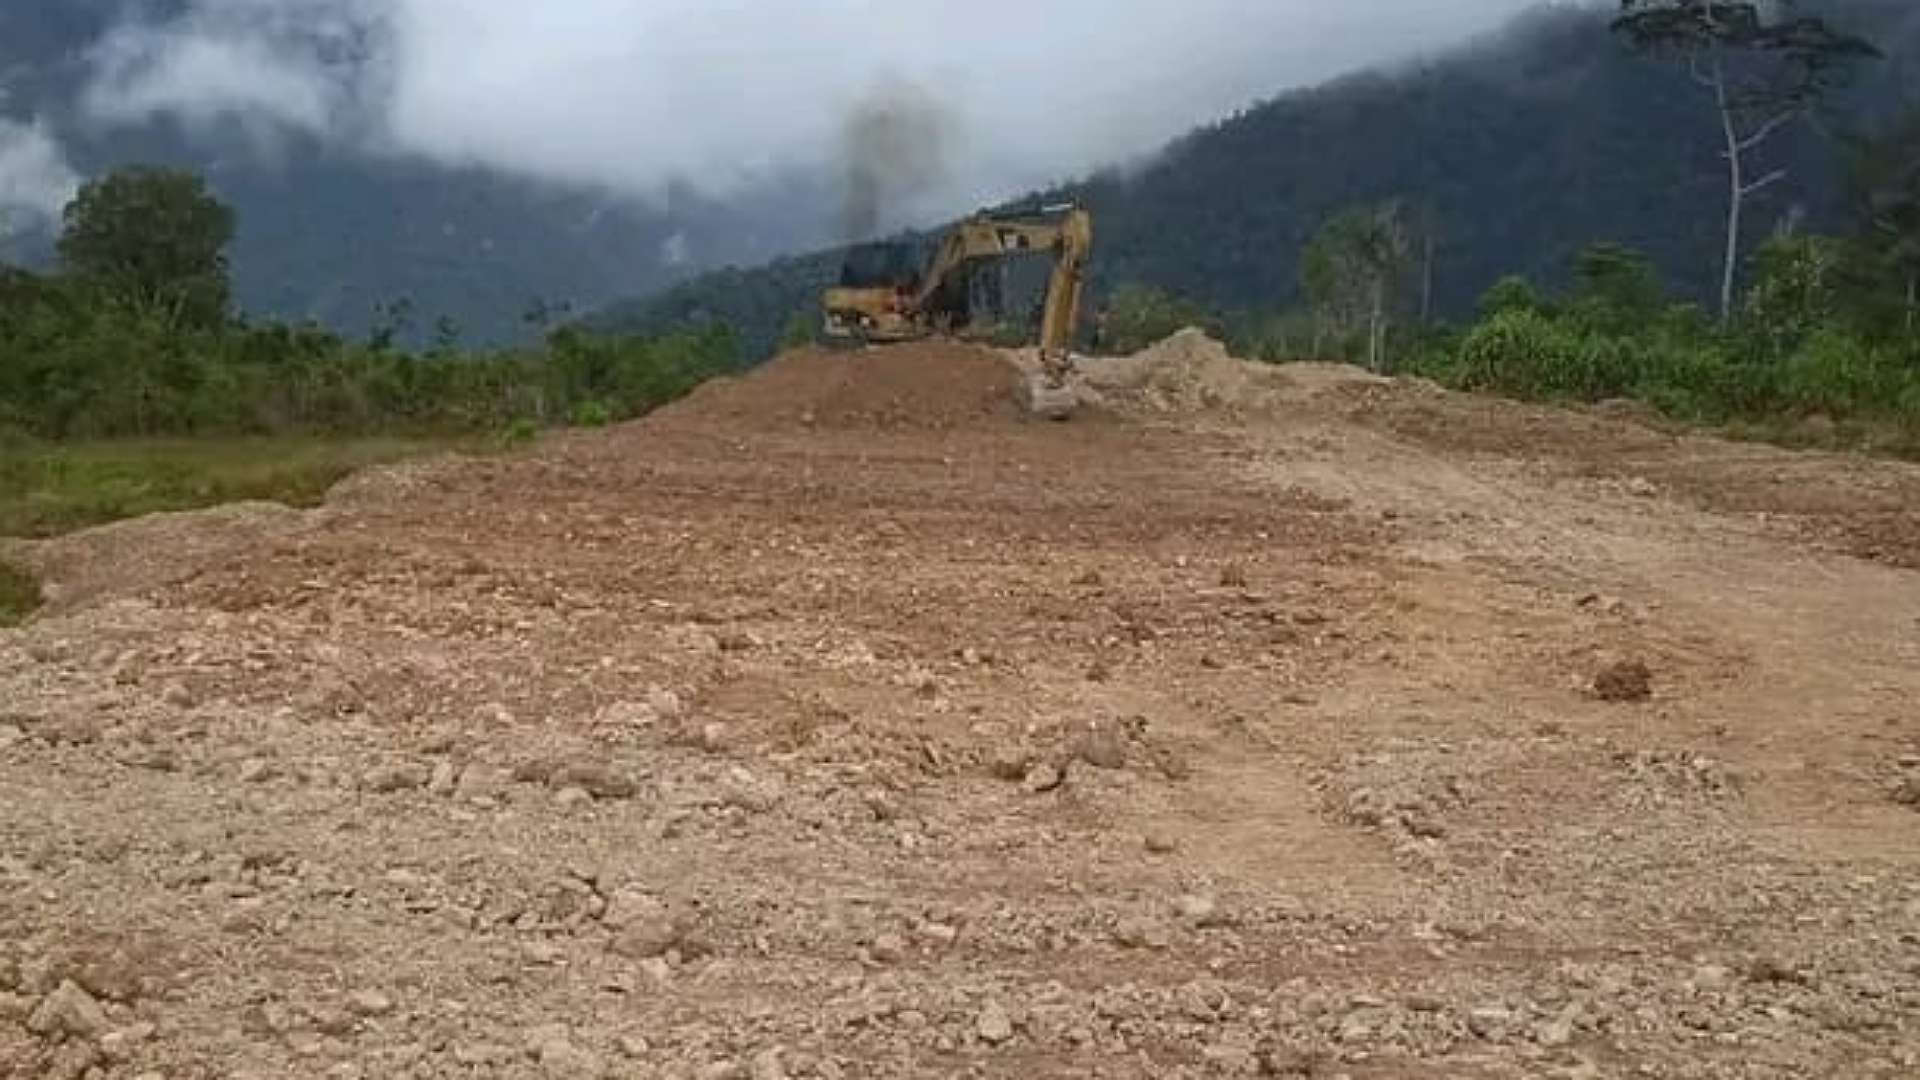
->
(1613, 1), (1877, 322)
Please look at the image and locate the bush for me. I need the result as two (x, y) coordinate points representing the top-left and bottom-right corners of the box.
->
(0, 272), (739, 441)
(571, 400), (614, 428)
(499, 418), (540, 448)
(1478, 275), (1544, 318)
(1098, 284), (1223, 354)
(1452, 309), (1583, 398)
(1774, 331), (1905, 420)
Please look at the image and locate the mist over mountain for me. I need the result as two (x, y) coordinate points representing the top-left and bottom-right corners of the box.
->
(1, 0), (1538, 343)
(2, 2), (844, 342)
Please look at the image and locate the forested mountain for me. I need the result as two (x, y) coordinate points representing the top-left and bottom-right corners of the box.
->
(8, 3), (1915, 352)
(596, 3), (1920, 359)
(0, 1), (838, 343)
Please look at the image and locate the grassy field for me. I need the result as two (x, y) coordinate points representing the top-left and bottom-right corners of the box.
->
(0, 435), (477, 625)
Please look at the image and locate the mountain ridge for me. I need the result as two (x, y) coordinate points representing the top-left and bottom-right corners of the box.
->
(594, 3), (1919, 359)
(0, 0), (840, 343)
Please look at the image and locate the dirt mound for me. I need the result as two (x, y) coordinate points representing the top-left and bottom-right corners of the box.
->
(663, 342), (1018, 432)
(9, 501), (313, 615)
(1076, 328), (1388, 415)
(323, 453), (476, 512)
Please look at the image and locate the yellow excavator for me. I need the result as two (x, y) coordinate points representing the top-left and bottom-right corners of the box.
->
(822, 203), (1092, 393)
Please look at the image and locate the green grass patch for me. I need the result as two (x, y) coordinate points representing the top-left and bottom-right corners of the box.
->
(0, 435), (479, 540)
(0, 560), (40, 626)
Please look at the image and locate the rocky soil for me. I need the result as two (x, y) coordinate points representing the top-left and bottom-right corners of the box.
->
(3, 338), (1919, 1078)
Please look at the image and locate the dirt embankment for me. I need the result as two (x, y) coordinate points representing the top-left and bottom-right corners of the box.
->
(665, 343), (1020, 432)
(3, 334), (1919, 1080)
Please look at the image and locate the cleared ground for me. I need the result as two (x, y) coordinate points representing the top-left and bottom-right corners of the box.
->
(3, 335), (1918, 1079)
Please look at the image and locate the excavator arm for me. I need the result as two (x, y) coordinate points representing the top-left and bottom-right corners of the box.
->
(1034, 207), (1092, 381)
(909, 206), (1092, 372)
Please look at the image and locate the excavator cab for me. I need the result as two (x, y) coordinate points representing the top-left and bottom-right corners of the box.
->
(837, 241), (922, 291)
(823, 239), (928, 343)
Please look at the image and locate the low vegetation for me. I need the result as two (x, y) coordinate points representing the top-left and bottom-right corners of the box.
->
(0, 169), (740, 578)
(0, 435), (481, 539)
(0, 265), (738, 442)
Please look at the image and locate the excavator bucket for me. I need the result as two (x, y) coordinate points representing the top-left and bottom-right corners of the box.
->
(1018, 373), (1079, 420)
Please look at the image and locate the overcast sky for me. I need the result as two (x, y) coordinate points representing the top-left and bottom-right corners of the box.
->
(9, 0), (1539, 234)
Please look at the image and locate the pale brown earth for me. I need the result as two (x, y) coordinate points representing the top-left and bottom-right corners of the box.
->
(4, 333), (1920, 1080)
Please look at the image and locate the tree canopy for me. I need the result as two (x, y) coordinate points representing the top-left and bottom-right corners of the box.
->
(58, 166), (236, 329)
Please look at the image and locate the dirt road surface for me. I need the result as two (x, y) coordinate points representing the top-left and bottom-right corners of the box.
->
(4, 335), (1919, 1079)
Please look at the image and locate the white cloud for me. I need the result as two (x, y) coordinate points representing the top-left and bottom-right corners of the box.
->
(0, 118), (81, 236)
(84, 0), (376, 138)
(81, 1), (1535, 217)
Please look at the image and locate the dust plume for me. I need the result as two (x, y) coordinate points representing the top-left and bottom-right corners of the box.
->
(840, 80), (954, 242)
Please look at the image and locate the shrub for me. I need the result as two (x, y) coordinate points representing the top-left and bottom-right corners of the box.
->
(0, 289), (738, 441)
(1478, 276), (1544, 318)
(1452, 309), (1582, 398)
(500, 418), (540, 448)
(1774, 331), (1901, 420)
(571, 400), (613, 428)
(1098, 284), (1224, 354)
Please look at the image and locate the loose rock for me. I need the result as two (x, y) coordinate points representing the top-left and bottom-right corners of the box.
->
(558, 761), (637, 799)
(1113, 916), (1169, 950)
(608, 902), (685, 960)
(347, 989), (395, 1017)
(27, 980), (107, 1039)
(1535, 1015), (1575, 1047)
(988, 745), (1032, 782)
(869, 933), (908, 964)
(1174, 893), (1225, 928)
(98, 1022), (156, 1061)
(976, 1000), (1015, 1045)
(1022, 762), (1064, 794)
(1467, 1005), (1514, 1041)
(1594, 659), (1653, 703)
(749, 1048), (788, 1080)
(364, 763), (429, 793)
(1074, 722), (1128, 770)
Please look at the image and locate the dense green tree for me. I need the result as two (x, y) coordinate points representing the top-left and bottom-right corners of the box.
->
(1847, 108), (1920, 332)
(58, 167), (236, 329)
(1479, 275), (1545, 318)
(1097, 284), (1220, 354)
(1302, 202), (1413, 370)
(1745, 234), (1844, 350)
(1570, 243), (1665, 332)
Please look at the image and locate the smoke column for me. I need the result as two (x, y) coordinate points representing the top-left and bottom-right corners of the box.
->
(840, 79), (953, 242)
